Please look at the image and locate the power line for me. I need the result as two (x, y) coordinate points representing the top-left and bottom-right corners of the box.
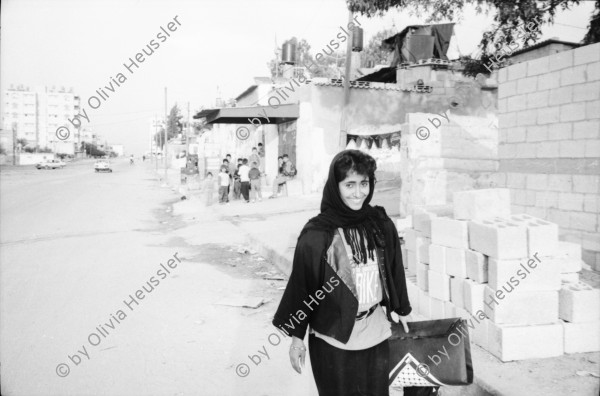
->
(554, 22), (587, 30)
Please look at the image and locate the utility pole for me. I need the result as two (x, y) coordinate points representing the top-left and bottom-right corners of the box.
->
(186, 102), (190, 156)
(164, 87), (168, 180)
(12, 122), (17, 165)
(339, 10), (354, 150)
(154, 114), (158, 175)
(149, 116), (152, 161)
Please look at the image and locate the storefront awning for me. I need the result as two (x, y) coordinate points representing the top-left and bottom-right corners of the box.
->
(193, 104), (299, 125)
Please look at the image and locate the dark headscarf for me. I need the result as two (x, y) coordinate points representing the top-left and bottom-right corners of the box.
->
(299, 150), (386, 264)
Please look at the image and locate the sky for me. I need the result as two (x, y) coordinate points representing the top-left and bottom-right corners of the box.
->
(1, 0), (595, 154)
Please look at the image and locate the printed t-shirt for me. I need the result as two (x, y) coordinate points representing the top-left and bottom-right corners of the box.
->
(311, 228), (392, 350)
(219, 172), (230, 187)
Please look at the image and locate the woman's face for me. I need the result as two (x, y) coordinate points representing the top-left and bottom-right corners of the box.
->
(338, 171), (370, 211)
(278, 158), (283, 165)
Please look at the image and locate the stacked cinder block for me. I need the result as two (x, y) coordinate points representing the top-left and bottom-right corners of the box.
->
(559, 282), (600, 353)
(398, 188), (599, 362)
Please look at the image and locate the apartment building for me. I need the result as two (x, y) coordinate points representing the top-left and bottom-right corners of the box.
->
(2, 85), (81, 153)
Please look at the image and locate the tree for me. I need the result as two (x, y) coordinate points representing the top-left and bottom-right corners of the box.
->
(82, 142), (105, 157)
(583, 0), (600, 44)
(166, 104), (183, 140)
(267, 37), (346, 79)
(16, 138), (28, 148)
(361, 28), (396, 66)
(348, 0), (599, 71)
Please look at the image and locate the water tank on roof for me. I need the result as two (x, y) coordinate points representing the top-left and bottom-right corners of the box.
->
(281, 42), (296, 64)
(352, 28), (363, 52)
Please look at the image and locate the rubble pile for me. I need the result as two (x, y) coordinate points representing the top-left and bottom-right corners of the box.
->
(399, 188), (600, 362)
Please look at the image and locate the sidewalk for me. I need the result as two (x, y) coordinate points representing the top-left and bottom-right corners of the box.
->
(161, 167), (600, 396)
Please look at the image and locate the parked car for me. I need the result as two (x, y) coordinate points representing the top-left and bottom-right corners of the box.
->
(94, 160), (112, 173)
(36, 159), (66, 169)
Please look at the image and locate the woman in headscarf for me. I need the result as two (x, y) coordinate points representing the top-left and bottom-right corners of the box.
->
(273, 149), (419, 396)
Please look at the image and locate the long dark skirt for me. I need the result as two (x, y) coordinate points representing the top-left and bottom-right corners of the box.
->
(308, 334), (440, 396)
(308, 334), (390, 396)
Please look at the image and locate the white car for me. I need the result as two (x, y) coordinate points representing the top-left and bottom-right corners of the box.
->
(94, 160), (112, 173)
(36, 159), (66, 169)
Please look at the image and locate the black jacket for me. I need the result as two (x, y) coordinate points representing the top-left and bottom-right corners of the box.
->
(272, 206), (411, 344)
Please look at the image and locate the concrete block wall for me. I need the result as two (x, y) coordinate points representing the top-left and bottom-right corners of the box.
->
(399, 112), (500, 215)
(494, 43), (600, 270)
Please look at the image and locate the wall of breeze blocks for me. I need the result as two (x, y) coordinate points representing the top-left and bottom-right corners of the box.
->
(494, 42), (600, 270)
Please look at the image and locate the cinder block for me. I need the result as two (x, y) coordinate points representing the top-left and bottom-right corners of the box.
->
(573, 174), (600, 194)
(543, 255), (583, 274)
(466, 250), (488, 283)
(484, 286), (559, 325)
(450, 276), (465, 309)
(463, 279), (487, 315)
(488, 322), (564, 361)
(418, 240), (431, 264)
(430, 296), (445, 319)
(470, 316), (490, 351)
(454, 307), (472, 320)
(508, 214), (559, 256)
(429, 244), (447, 274)
(418, 288), (432, 318)
(559, 282), (600, 322)
(415, 236), (431, 264)
(446, 247), (468, 278)
(444, 301), (456, 318)
(404, 228), (421, 252)
(556, 241), (582, 260)
(574, 43), (600, 65)
(413, 212), (437, 238)
(406, 276), (420, 314)
(416, 262), (429, 291)
(396, 216), (413, 233)
(407, 250), (418, 274)
(431, 217), (469, 249)
(453, 189), (511, 220)
(468, 218), (528, 259)
(562, 321), (600, 353)
(488, 256), (561, 291)
(428, 270), (451, 301)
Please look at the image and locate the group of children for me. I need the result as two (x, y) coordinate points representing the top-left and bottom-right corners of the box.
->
(203, 146), (264, 206)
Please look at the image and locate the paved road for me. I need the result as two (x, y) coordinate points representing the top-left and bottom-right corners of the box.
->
(0, 160), (319, 396)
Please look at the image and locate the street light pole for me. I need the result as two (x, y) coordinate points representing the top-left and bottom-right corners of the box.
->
(340, 10), (354, 150)
(154, 114), (158, 175)
(12, 122), (17, 165)
(164, 87), (167, 180)
(186, 102), (191, 157)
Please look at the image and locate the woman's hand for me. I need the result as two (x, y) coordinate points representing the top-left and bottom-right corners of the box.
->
(289, 336), (306, 374)
(391, 311), (410, 333)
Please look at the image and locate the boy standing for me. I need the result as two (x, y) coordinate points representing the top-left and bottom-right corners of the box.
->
(249, 161), (262, 202)
(218, 166), (230, 204)
(203, 172), (215, 206)
(239, 159), (251, 203)
(233, 164), (242, 200)
(249, 147), (261, 172)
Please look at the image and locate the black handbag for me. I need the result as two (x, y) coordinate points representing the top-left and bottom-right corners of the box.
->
(388, 318), (474, 387)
